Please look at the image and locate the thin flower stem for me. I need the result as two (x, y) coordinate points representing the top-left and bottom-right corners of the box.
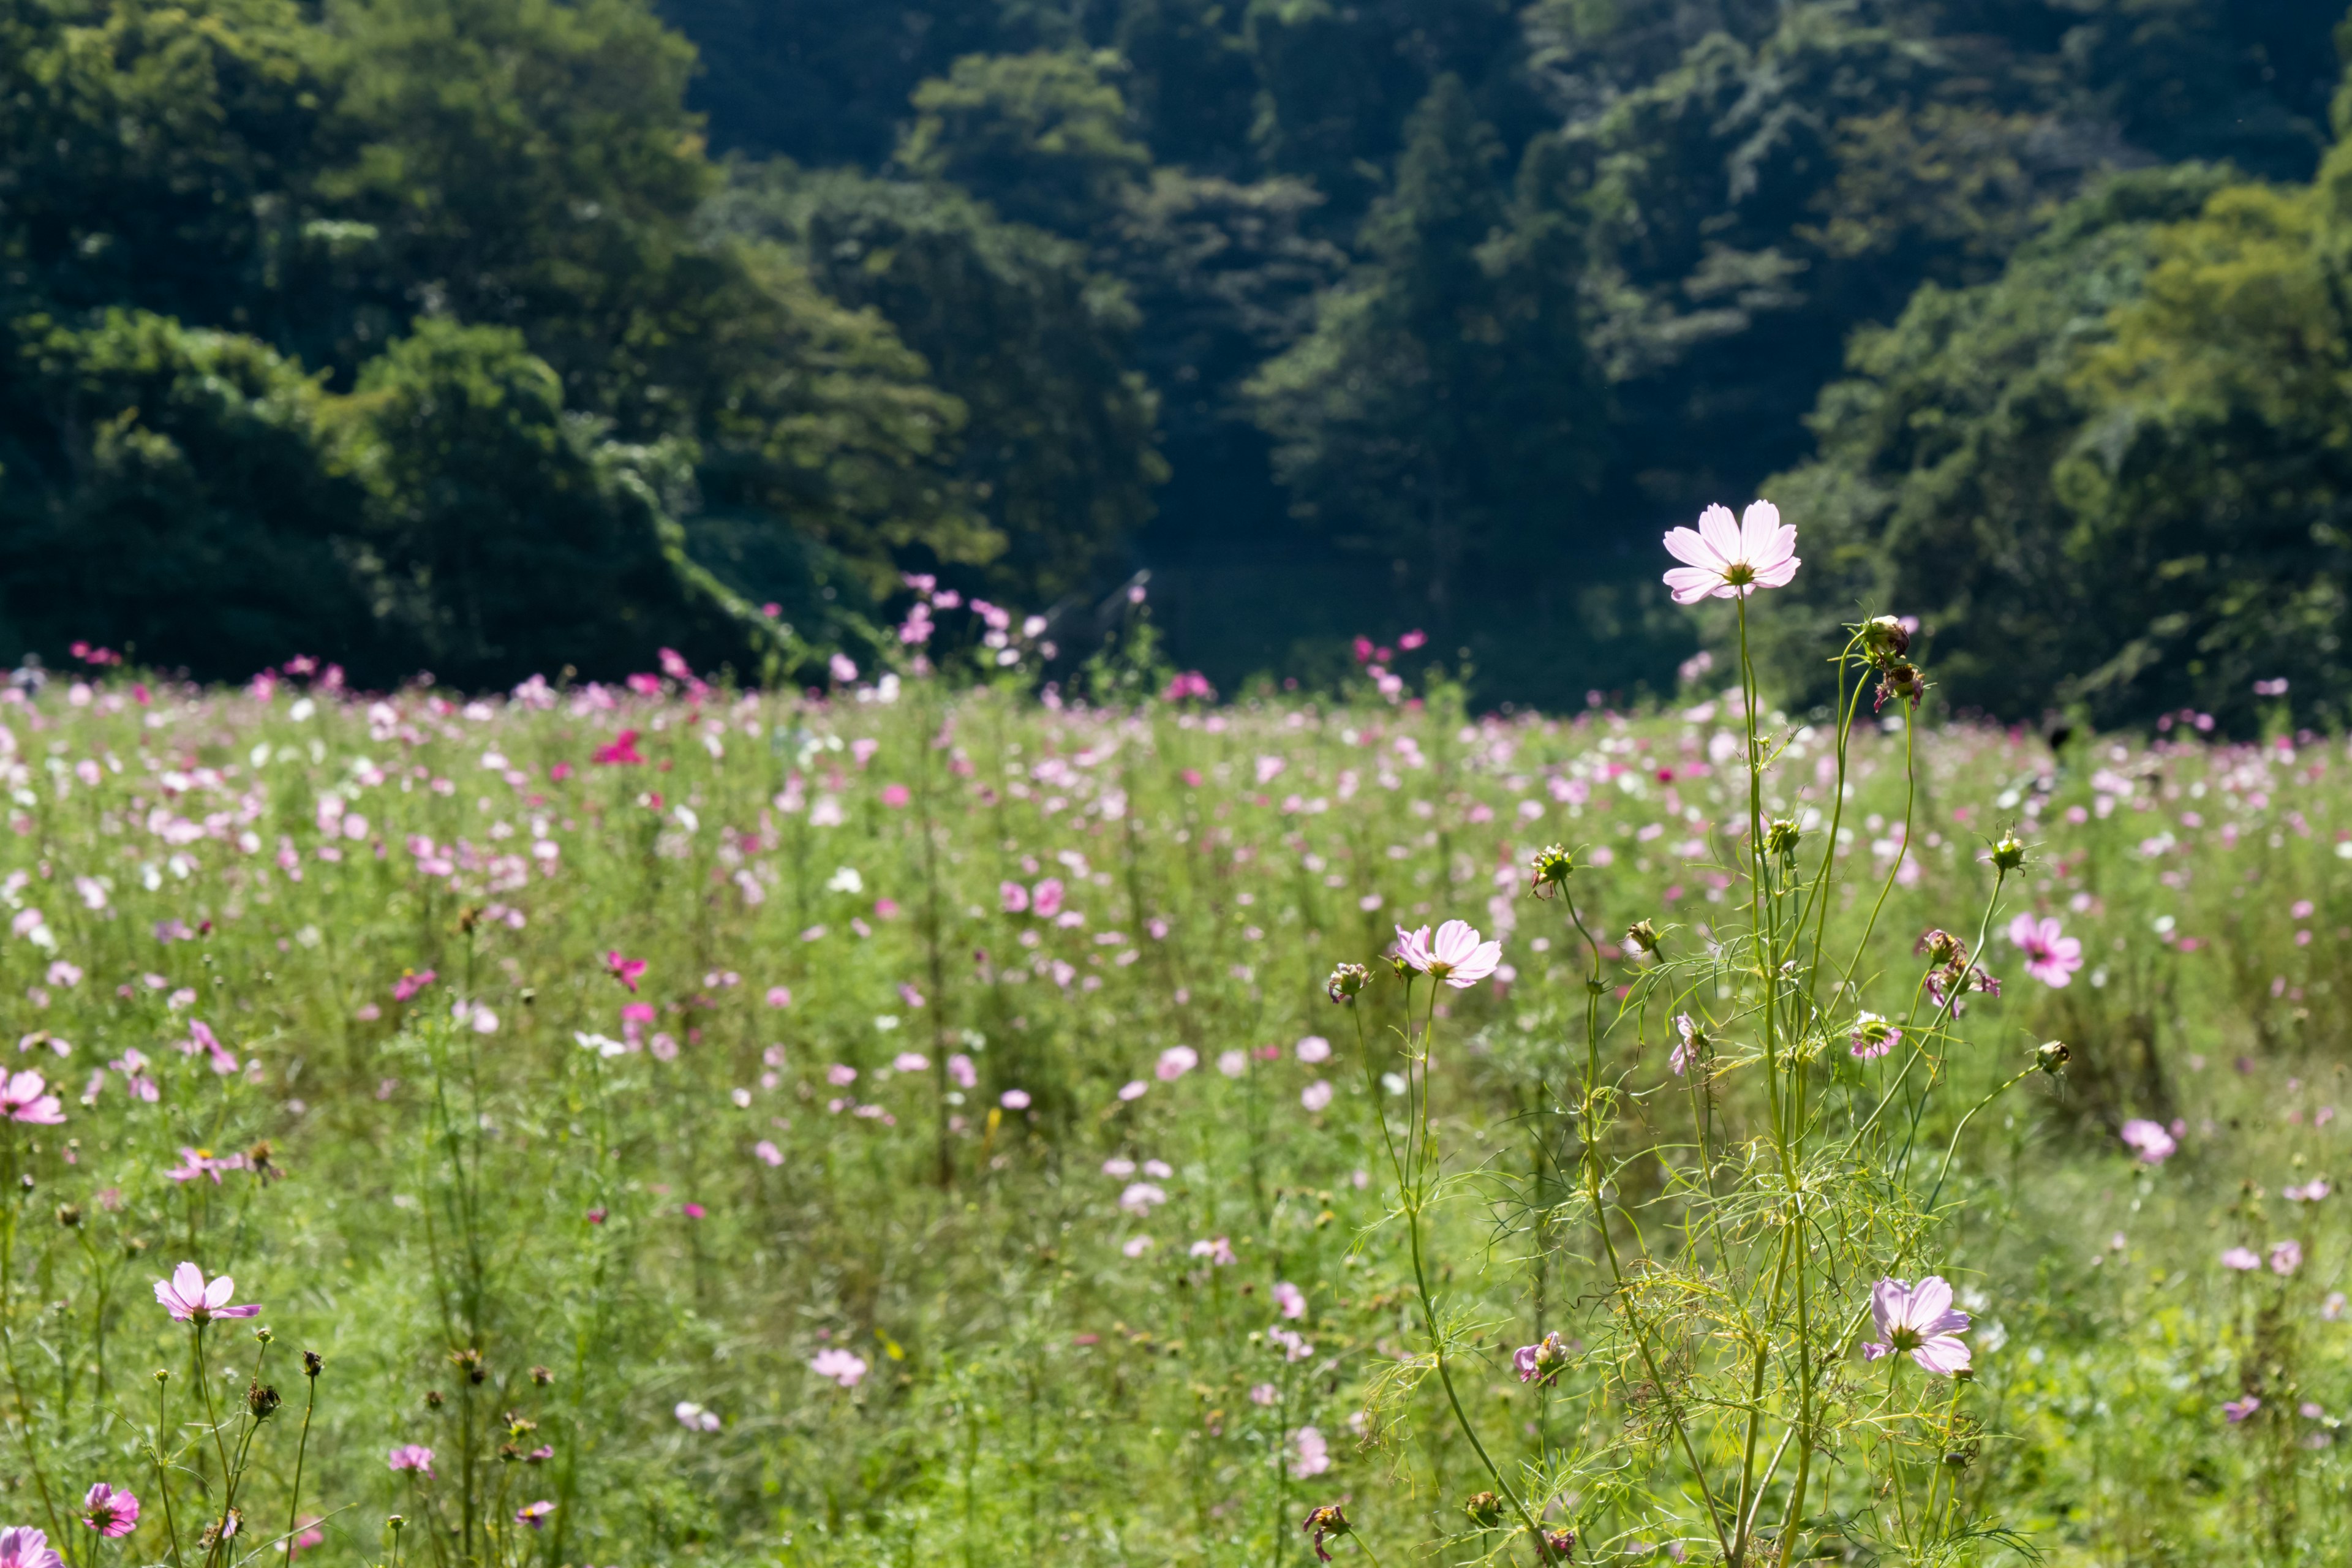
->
(284, 1369), (318, 1568)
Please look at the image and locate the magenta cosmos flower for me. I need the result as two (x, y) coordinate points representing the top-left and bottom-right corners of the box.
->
(152, 1262), (258, 1324)
(1662, 501), (1799, 605)
(514, 1501), (554, 1530)
(0, 1528), (61, 1568)
(2007, 914), (2082, 987)
(1393, 920), (1502, 989)
(1862, 1276), (1972, 1376)
(0, 1071), (62, 1126)
(80, 1485), (138, 1538)
(387, 1445), (434, 1477)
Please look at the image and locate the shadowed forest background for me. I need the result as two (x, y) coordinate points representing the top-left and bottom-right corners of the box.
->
(7, 0), (2352, 725)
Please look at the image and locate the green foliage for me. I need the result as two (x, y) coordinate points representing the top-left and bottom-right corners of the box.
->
(898, 50), (1151, 237)
(0, 309), (378, 679)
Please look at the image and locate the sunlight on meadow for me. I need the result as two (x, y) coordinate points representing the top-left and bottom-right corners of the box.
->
(0, 535), (2337, 1567)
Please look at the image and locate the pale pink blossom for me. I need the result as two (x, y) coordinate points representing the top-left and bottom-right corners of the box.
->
(1031, 879), (1065, 918)
(0, 1071), (61, 1125)
(1300, 1080), (1334, 1112)
(809, 1348), (867, 1388)
(674, 1401), (722, 1431)
(2273, 1240), (2305, 1275)
(1295, 1036), (1332, 1065)
(1156, 1046), (1198, 1081)
(2225, 1396), (2261, 1423)
(2120, 1119), (2176, 1164)
(152, 1262), (258, 1324)
(0, 1528), (62, 1568)
(387, 1445), (434, 1477)
(1000, 1088), (1031, 1110)
(2222, 1246), (2261, 1271)
(1273, 1281), (1306, 1319)
(999, 881), (1030, 913)
(1287, 1426), (1332, 1479)
(1661, 500), (1799, 604)
(1189, 1237), (1236, 1265)
(1861, 1276), (1971, 1376)
(1392, 919), (1502, 989)
(1669, 1014), (1703, 1076)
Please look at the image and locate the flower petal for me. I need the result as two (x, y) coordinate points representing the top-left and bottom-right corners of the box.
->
(1662, 567), (1722, 605)
(1907, 1275), (1956, 1330)
(1910, 1335), (1972, 1376)
(1696, 504), (1742, 562)
(1738, 500), (1782, 558)
(1662, 527), (1722, 569)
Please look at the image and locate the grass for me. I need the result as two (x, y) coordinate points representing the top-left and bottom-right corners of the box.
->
(0, 659), (2345, 1567)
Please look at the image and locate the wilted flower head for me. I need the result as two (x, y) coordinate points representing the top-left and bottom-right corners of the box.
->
(1860, 614), (1911, 663)
(1916, 929), (1967, 967)
(153, 1263), (258, 1324)
(1874, 659), (1925, 714)
(1661, 501), (1798, 604)
(1463, 1491), (1504, 1530)
(1624, 918), (1659, 954)
(1324, 962), (1371, 1005)
(1528, 845), (1575, 899)
(1668, 1014), (1706, 1077)
(1513, 1331), (1570, 1387)
(81, 1485), (138, 1538)
(1863, 1276), (1972, 1376)
(1300, 1504), (1351, 1562)
(1849, 1012), (1901, 1061)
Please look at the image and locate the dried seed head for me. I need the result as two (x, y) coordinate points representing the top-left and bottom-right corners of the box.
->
(2036, 1040), (2071, 1075)
(1463, 1491), (1504, 1530)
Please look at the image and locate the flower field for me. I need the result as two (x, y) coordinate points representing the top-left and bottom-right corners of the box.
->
(0, 627), (2346, 1567)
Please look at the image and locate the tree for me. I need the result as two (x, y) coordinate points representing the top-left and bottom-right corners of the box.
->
(897, 51), (1151, 237)
(1250, 76), (1608, 644)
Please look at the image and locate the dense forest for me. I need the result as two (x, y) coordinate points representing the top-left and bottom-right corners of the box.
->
(4, 0), (2350, 723)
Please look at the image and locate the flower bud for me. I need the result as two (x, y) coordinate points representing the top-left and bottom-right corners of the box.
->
(246, 1382), (281, 1420)
(1325, 963), (1371, 1005)
(2035, 1040), (2070, 1074)
(1463, 1491), (1504, 1530)
(1765, 818), (1803, 862)
(1624, 919), (1659, 955)
(530, 1365), (552, 1386)
(53, 1204), (79, 1229)
(1989, 834), (2026, 873)
(303, 1351), (323, 1379)
(1528, 845), (1575, 899)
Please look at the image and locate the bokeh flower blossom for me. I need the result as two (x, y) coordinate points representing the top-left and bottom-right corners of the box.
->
(2225, 1396), (2262, 1423)
(0, 1071), (62, 1125)
(1287, 1426), (1330, 1479)
(2120, 1120), (2176, 1164)
(2007, 914), (2082, 987)
(1862, 1276), (1971, 1375)
(1661, 501), (1798, 604)
(1272, 1281), (1306, 1319)
(674, 1402), (721, 1431)
(2222, 1247), (2260, 1271)
(809, 1349), (867, 1388)
(0, 1529), (62, 1568)
(2272, 1240), (2304, 1275)
(514, 1502), (554, 1530)
(153, 1262), (258, 1324)
(387, 1445), (434, 1477)
(605, 951), (646, 992)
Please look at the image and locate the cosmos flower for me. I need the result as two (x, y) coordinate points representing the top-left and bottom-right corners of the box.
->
(2119, 1120), (2176, 1165)
(153, 1263), (258, 1324)
(2272, 1240), (2304, 1276)
(1669, 1015), (1704, 1077)
(1514, 1332), (1570, 1387)
(1849, 1012), (1901, 1061)
(2224, 1396), (2261, 1423)
(0, 1071), (62, 1125)
(2007, 914), (2082, 988)
(605, 951), (646, 992)
(2222, 1247), (2260, 1272)
(1861, 1276), (1972, 1376)
(80, 1485), (137, 1538)
(1660, 501), (1799, 605)
(514, 1502), (554, 1531)
(0, 1529), (62, 1568)
(1392, 920), (1502, 989)
(1272, 1281), (1306, 1319)
(386, 1446), (434, 1477)
(673, 1402), (721, 1432)
(1287, 1427), (1331, 1479)
(809, 1349), (867, 1388)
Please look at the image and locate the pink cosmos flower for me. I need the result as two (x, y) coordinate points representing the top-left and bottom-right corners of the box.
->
(0, 1071), (62, 1125)
(592, 731), (644, 766)
(1300, 1080), (1334, 1112)
(2119, 1119), (2176, 1164)
(0, 1529), (62, 1568)
(1119, 1183), (1167, 1216)
(2225, 1396), (2261, 1423)
(946, 1054), (976, 1088)
(81, 1484), (138, 1537)
(766, 986), (791, 1008)
(1661, 501), (1799, 604)
(1392, 919), (1502, 989)
(1287, 1427), (1331, 1479)
(1273, 1281), (1306, 1319)
(2272, 1240), (2304, 1276)
(998, 881), (1030, 913)
(1189, 1237), (1236, 1266)
(1248, 1382), (1278, 1407)
(753, 1140), (782, 1167)
(391, 970), (437, 1003)
(1156, 1046), (1198, 1081)
(153, 1262), (259, 1324)
(1849, 1013), (1901, 1061)
(2222, 1247), (2260, 1271)
(1031, 879), (1065, 919)
(1669, 1015), (1703, 1076)
(605, 951), (646, 992)
(1000, 1088), (1031, 1110)
(167, 1147), (248, 1185)
(2007, 914), (2082, 987)
(809, 1348), (867, 1388)
(514, 1501), (554, 1531)
(1295, 1036), (1332, 1064)
(674, 1401), (721, 1432)
(1861, 1276), (1972, 1376)
(387, 1446), (434, 1477)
